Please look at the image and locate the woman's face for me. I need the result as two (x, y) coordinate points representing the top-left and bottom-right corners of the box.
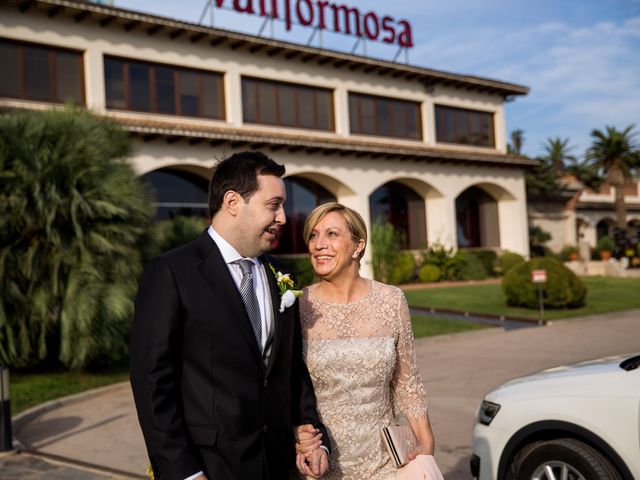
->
(308, 211), (364, 280)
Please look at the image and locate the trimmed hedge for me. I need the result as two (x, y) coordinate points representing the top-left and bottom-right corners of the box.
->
(388, 252), (416, 285)
(418, 264), (441, 283)
(455, 251), (488, 281)
(496, 251), (525, 276)
(467, 249), (498, 277)
(502, 257), (586, 309)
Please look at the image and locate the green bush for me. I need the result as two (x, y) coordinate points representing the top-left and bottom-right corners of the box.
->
(275, 256), (315, 288)
(596, 235), (615, 253)
(421, 243), (465, 281)
(0, 108), (152, 369)
(418, 264), (441, 283)
(465, 249), (498, 277)
(388, 252), (416, 285)
(371, 220), (404, 283)
(455, 251), (488, 281)
(559, 245), (579, 262)
(143, 215), (208, 262)
(502, 257), (587, 309)
(495, 251), (525, 276)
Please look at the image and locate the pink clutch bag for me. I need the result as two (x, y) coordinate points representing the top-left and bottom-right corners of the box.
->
(381, 425), (417, 467)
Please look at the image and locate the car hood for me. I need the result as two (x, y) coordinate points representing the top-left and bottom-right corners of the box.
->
(485, 353), (640, 402)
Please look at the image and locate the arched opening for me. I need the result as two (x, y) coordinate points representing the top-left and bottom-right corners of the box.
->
(275, 176), (336, 254)
(369, 181), (426, 249)
(596, 218), (614, 241)
(455, 186), (499, 248)
(141, 168), (210, 221)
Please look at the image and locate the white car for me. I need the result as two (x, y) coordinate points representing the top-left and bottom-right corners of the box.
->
(471, 353), (640, 480)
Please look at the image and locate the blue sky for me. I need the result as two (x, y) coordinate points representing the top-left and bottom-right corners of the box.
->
(115, 0), (640, 158)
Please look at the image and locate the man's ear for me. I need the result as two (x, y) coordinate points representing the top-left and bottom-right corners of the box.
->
(222, 190), (241, 216)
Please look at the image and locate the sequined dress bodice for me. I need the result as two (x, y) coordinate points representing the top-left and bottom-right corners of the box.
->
(299, 281), (428, 480)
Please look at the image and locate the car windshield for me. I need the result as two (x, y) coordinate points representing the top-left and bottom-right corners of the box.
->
(620, 354), (640, 371)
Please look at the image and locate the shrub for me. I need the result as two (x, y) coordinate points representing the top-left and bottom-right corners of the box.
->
(502, 257), (587, 309)
(421, 243), (465, 281)
(275, 256), (315, 288)
(559, 245), (579, 262)
(371, 220), (404, 283)
(0, 108), (152, 369)
(468, 249), (498, 277)
(596, 235), (615, 253)
(143, 215), (208, 262)
(455, 251), (488, 281)
(495, 252), (525, 276)
(388, 252), (416, 285)
(418, 264), (441, 283)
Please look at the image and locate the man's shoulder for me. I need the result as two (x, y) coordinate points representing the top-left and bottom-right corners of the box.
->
(156, 230), (212, 265)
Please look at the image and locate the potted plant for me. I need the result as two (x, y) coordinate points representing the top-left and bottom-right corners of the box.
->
(560, 245), (579, 262)
(596, 235), (615, 260)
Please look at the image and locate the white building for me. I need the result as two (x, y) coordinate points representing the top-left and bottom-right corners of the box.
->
(0, 0), (536, 275)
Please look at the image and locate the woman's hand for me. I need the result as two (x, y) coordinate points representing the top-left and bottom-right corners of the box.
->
(295, 424), (323, 454)
(407, 440), (435, 461)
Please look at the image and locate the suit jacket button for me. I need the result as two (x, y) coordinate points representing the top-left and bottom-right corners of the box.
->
(263, 379), (268, 387)
(263, 425), (268, 432)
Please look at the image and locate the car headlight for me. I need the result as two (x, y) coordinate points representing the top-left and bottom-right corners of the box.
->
(478, 400), (501, 425)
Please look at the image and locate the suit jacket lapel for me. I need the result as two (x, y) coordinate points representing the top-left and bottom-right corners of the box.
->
(262, 256), (284, 375)
(196, 232), (263, 364)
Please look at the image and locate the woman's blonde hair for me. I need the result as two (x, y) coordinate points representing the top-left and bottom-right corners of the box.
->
(303, 203), (367, 260)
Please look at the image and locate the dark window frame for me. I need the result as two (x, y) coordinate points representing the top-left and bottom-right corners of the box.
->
(348, 91), (422, 140)
(241, 76), (335, 132)
(104, 55), (225, 120)
(434, 104), (495, 147)
(0, 37), (85, 105)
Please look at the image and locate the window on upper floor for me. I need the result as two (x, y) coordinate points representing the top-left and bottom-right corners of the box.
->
(242, 77), (334, 131)
(0, 38), (84, 104)
(348, 92), (422, 140)
(435, 105), (495, 147)
(104, 56), (224, 119)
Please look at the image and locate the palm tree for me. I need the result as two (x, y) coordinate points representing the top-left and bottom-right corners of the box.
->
(508, 129), (524, 155)
(0, 108), (152, 369)
(542, 137), (576, 176)
(584, 125), (639, 230)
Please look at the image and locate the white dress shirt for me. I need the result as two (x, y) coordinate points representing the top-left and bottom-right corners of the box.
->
(208, 226), (273, 349)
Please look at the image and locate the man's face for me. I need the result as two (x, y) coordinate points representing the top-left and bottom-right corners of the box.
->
(235, 174), (286, 257)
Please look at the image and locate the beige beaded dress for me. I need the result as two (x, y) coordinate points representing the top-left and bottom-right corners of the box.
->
(299, 280), (428, 480)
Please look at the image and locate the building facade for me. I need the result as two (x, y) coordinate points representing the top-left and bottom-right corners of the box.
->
(1, 0), (535, 276)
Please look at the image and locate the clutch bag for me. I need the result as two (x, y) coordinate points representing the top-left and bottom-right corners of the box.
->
(381, 424), (417, 467)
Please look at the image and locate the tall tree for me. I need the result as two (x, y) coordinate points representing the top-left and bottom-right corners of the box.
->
(542, 137), (576, 176)
(0, 108), (152, 369)
(584, 125), (639, 230)
(508, 129), (524, 155)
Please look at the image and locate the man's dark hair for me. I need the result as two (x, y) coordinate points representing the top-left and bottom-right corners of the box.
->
(208, 151), (285, 217)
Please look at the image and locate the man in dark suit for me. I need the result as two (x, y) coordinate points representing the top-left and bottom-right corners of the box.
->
(130, 151), (329, 480)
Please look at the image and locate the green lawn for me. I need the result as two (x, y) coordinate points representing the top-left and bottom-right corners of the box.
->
(10, 367), (129, 415)
(411, 316), (488, 338)
(404, 277), (640, 320)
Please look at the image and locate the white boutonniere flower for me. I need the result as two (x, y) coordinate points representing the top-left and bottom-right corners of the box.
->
(269, 264), (303, 312)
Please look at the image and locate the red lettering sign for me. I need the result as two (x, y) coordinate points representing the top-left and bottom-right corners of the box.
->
(214, 0), (413, 48)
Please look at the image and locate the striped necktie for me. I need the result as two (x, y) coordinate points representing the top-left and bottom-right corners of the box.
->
(235, 259), (262, 350)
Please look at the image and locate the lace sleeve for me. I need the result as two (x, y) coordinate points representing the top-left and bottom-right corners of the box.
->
(390, 289), (428, 420)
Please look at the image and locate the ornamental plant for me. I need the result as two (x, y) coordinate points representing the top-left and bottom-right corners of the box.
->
(0, 108), (152, 369)
(502, 257), (586, 309)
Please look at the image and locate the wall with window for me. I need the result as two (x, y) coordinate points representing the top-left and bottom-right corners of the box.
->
(0, 37), (84, 105)
(0, 5), (507, 150)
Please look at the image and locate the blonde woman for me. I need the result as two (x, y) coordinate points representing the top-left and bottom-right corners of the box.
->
(294, 203), (436, 480)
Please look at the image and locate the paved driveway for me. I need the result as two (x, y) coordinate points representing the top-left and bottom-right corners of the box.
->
(13, 309), (640, 479)
(419, 309), (640, 479)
